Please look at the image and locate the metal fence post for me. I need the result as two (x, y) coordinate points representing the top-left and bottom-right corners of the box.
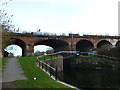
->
(49, 67), (51, 76)
(39, 61), (40, 67)
(51, 55), (52, 60)
(42, 62), (43, 69)
(55, 67), (58, 80)
(45, 64), (47, 71)
(44, 56), (45, 60)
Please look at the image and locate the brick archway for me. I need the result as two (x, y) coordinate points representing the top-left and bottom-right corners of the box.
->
(76, 39), (94, 52)
(97, 40), (113, 49)
(34, 39), (69, 52)
(116, 41), (120, 47)
(2, 33), (120, 57)
(3, 38), (26, 56)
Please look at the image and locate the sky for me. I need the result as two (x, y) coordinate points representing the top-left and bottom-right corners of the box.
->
(34, 45), (53, 53)
(4, 45), (53, 56)
(1, 0), (120, 35)
(4, 45), (22, 56)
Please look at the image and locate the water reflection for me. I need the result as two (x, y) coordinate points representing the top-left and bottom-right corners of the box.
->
(57, 68), (120, 89)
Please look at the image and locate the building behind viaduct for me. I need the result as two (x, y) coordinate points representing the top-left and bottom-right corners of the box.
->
(2, 32), (120, 56)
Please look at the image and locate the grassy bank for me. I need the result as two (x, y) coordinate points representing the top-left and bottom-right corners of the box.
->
(2, 57), (9, 66)
(38, 55), (60, 61)
(0, 57), (10, 72)
(14, 57), (72, 88)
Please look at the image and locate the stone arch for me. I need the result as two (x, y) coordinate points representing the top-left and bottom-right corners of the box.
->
(76, 39), (94, 52)
(3, 38), (26, 56)
(34, 39), (69, 52)
(97, 40), (113, 49)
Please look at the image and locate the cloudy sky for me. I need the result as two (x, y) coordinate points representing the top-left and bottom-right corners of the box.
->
(1, 0), (120, 35)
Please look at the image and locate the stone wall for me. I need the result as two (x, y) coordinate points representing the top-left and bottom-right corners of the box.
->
(43, 57), (63, 72)
(63, 56), (120, 69)
(0, 52), (3, 57)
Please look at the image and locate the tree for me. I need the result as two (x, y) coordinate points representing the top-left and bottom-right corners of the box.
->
(3, 51), (9, 57)
(46, 49), (54, 54)
(0, 0), (16, 57)
(0, 0), (14, 32)
(34, 50), (40, 56)
(8, 52), (14, 57)
(97, 46), (120, 58)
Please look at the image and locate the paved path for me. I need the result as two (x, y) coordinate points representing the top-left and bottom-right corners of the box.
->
(2, 58), (27, 83)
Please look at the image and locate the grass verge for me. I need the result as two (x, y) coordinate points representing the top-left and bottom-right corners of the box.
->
(2, 57), (9, 66)
(14, 57), (73, 88)
(0, 57), (10, 72)
(38, 55), (60, 61)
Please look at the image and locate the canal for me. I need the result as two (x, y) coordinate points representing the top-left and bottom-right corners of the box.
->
(57, 68), (120, 89)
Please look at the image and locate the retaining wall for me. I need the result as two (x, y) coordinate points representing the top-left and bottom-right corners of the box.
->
(43, 57), (63, 72)
(63, 56), (120, 69)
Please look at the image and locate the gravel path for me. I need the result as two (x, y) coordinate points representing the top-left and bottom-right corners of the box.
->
(2, 58), (27, 83)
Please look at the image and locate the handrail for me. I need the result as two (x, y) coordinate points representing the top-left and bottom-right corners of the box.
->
(37, 51), (120, 63)
(94, 54), (120, 60)
(36, 54), (58, 80)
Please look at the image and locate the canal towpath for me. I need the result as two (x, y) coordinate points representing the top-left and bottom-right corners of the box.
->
(2, 58), (27, 88)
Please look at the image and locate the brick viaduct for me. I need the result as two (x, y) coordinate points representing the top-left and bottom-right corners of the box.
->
(3, 34), (120, 56)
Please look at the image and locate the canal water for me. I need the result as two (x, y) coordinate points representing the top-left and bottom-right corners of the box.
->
(57, 68), (120, 89)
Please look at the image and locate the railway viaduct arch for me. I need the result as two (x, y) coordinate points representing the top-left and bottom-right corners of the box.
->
(2, 34), (120, 56)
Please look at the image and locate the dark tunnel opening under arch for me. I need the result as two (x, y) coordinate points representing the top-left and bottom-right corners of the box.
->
(97, 40), (113, 49)
(3, 38), (26, 56)
(116, 41), (120, 47)
(34, 39), (69, 52)
(76, 40), (94, 52)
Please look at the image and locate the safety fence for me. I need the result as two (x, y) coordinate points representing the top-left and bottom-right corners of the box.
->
(94, 54), (120, 61)
(37, 55), (58, 80)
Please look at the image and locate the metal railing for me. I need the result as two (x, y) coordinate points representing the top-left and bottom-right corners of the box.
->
(36, 51), (80, 80)
(36, 51), (120, 80)
(37, 60), (58, 80)
(37, 54), (60, 80)
(94, 54), (120, 61)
